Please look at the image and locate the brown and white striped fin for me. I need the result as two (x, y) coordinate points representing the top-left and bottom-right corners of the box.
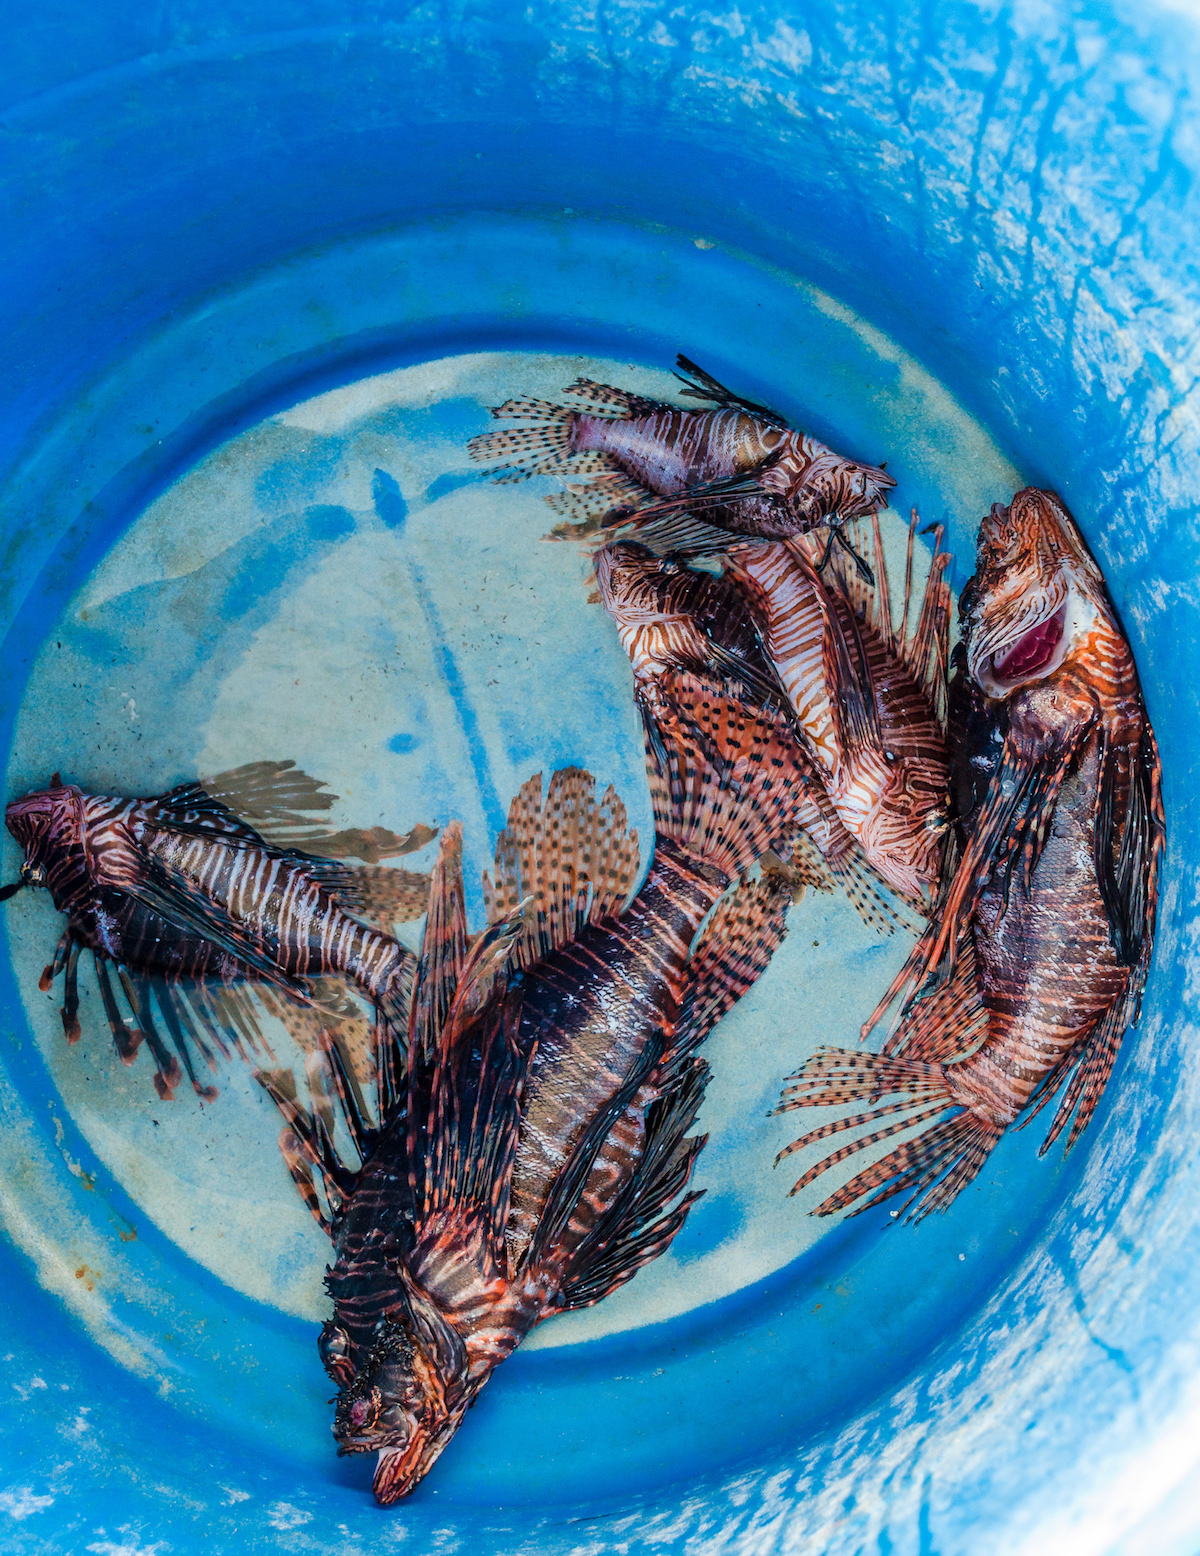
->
(482, 768), (641, 971)
(644, 670), (809, 880)
(798, 510), (954, 733)
(772, 1046), (999, 1221)
(408, 825), (469, 1067)
(672, 871), (793, 1059)
(560, 377), (666, 419)
(880, 935), (987, 1063)
(555, 1056), (709, 1312)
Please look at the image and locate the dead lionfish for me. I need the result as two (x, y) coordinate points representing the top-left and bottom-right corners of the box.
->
(774, 489), (1164, 1219)
(3, 761), (433, 1101)
(595, 539), (920, 935)
(259, 691), (804, 1503)
(467, 355), (894, 548)
(723, 513), (953, 901)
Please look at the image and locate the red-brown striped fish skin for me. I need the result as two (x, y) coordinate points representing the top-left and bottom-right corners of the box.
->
(6, 780), (413, 1018)
(287, 716), (806, 1503)
(597, 541), (925, 934)
(774, 488), (1164, 1220)
(724, 522), (951, 901)
(467, 358), (894, 540)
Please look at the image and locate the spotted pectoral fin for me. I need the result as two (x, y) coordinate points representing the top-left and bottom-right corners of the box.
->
(482, 768), (640, 969)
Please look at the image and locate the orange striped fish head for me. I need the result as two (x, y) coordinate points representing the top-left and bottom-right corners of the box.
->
(785, 439), (896, 529)
(326, 1282), (471, 1505)
(5, 779), (86, 901)
(849, 750), (949, 900)
(965, 488), (1108, 700)
(596, 541), (681, 624)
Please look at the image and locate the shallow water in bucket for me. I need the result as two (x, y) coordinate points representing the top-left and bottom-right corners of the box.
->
(1, 264), (1102, 1511)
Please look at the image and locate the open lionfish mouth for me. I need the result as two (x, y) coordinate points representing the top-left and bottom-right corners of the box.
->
(990, 602), (1068, 683)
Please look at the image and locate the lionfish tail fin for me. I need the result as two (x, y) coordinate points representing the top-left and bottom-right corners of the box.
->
(645, 670), (806, 880)
(773, 1046), (998, 1221)
(482, 768), (640, 970)
(673, 871), (793, 1059)
(557, 1056), (711, 1312)
(468, 398), (622, 491)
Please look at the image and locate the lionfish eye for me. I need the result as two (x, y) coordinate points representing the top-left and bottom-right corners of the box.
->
(882, 749), (897, 766)
(21, 864), (46, 887)
(318, 1322), (352, 1377)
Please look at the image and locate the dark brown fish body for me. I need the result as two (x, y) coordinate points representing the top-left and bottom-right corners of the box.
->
(775, 489), (1164, 1219)
(505, 836), (728, 1267)
(265, 717), (804, 1503)
(468, 357), (894, 543)
(4, 767), (425, 1099)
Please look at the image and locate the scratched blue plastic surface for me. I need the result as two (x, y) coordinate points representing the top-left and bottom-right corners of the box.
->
(0, 3), (1198, 1553)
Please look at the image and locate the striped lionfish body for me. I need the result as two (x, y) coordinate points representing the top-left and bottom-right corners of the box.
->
(723, 513), (953, 902)
(260, 697), (806, 1504)
(775, 489), (1164, 1220)
(597, 541), (920, 933)
(4, 764), (431, 1099)
(467, 356), (894, 546)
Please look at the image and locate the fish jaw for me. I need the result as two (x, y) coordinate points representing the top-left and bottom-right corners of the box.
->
(371, 1399), (473, 1504)
(966, 487), (1108, 699)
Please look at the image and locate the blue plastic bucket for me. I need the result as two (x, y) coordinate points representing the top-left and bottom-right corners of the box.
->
(0, 4), (1196, 1552)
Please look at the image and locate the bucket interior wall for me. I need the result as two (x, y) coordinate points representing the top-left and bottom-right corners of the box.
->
(0, 3), (1197, 1552)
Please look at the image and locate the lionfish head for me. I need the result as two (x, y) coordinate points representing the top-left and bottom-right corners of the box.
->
(595, 540), (661, 609)
(790, 443), (896, 528)
(964, 488), (1105, 700)
(5, 776), (79, 886)
(321, 1275), (471, 1505)
(854, 749), (950, 901)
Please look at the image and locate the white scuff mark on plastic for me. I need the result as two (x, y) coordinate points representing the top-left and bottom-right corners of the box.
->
(87, 1533), (168, 1556)
(10, 1375), (47, 1401)
(0, 1487), (54, 1519)
(267, 1500), (313, 1531)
